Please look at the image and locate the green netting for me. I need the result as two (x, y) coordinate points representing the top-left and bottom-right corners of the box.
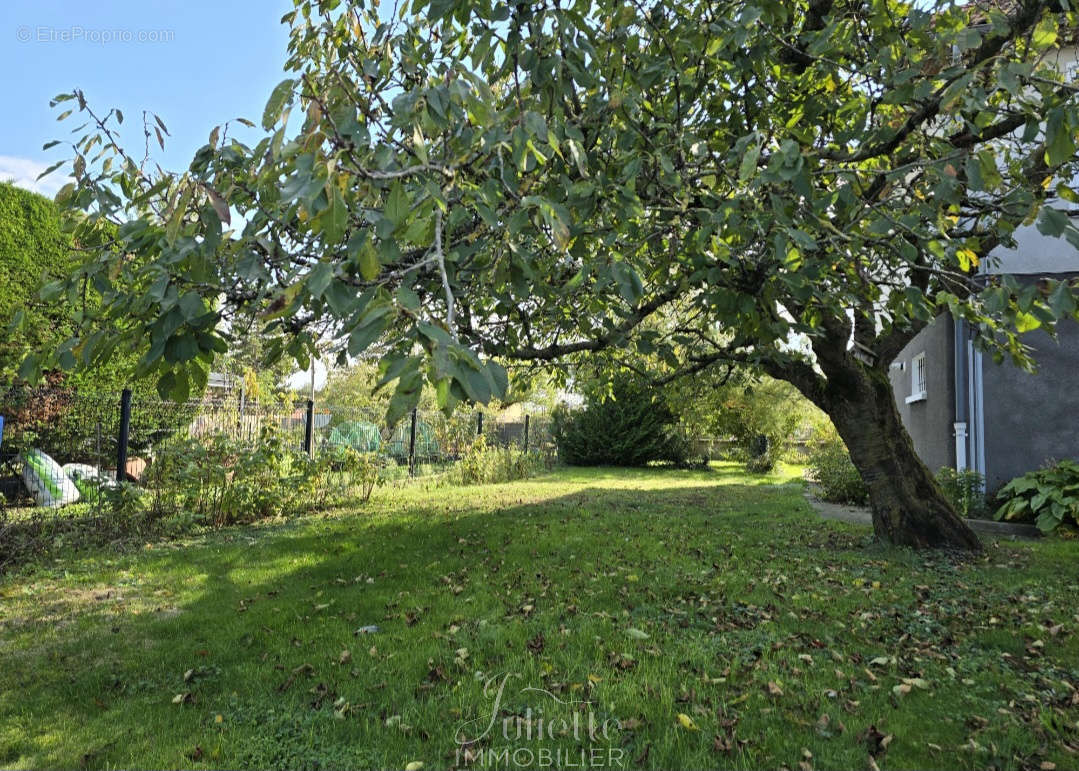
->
(387, 420), (439, 459)
(327, 421), (382, 453)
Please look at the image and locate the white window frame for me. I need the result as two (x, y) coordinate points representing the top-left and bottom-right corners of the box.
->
(906, 352), (927, 404)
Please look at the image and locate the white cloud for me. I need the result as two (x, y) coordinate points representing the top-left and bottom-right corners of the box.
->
(0, 155), (70, 197)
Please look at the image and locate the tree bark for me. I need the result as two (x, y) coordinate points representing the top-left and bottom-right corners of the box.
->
(777, 339), (982, 551)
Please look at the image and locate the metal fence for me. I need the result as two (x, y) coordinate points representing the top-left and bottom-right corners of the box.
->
(0, 385), (555, 516)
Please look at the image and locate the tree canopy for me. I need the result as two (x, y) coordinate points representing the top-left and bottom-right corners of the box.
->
(34, 0), (1079, 546)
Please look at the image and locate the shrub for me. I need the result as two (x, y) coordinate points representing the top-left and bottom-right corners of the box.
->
(995, 459), (1079, 534)
(328, 446), (385, 503)
(741, 435), (778, 474)
(552, 374), (688, 466)
(805, 429), (869, 505)
(935, 467), (988, 519)
(145, 428), (326, 526)
(668, 373), (827, 473)
(453, 435), (546, 485)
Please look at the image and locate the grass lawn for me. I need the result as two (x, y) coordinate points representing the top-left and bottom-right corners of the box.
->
(1, 463), (1077, 770)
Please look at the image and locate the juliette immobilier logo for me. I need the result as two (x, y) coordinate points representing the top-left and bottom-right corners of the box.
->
(454, 673), (626, 769)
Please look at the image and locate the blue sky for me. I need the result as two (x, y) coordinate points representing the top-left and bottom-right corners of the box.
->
(0, 0), (295, 195)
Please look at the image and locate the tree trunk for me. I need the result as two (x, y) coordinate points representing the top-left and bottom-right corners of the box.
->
(781, 345), (981, 551)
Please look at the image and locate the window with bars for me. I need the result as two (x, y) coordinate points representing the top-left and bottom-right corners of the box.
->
(906, 352), (927, 403)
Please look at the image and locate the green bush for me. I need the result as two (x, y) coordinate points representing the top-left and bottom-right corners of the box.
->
(552, 374), (688, 466)
(935, 467), (988, 519)
(0, 182), (77, 378)
(326, 445), (386, 502)
(995, 459), (1079, 534)
(805, 430), (869, 505)
(145, 428), (326, 526)
(452, 435), (546, 485)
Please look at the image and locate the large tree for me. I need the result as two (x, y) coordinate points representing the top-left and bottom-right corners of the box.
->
(32, 0), (1079, 548)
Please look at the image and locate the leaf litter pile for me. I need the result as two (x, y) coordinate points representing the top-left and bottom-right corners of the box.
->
(0, 464), (1076, 770)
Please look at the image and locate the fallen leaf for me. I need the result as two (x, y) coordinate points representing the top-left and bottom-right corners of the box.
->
(677, 713), (699, 731)
(860, 724), (892, 758)
(626, 628), (650, 640)
(767, 681), (784, 697)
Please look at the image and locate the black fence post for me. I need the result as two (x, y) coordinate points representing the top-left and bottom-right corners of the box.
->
(477, 411), (483, 437)
(116, 388), (132, 483)
(304, 399), (315, 456)
(408, 408), (418, 476)
(523, 414), (530, 453)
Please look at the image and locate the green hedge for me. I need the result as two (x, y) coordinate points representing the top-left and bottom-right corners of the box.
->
(0, 183), (200, 462)
(0, 182), (78, 377)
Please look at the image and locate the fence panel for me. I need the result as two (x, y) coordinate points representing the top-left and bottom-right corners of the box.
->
(1, 386), (558, 520)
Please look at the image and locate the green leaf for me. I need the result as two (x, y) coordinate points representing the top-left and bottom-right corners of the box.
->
(738, 134), (761, 181)
(1015, 311), (1041, 333)
(324, 280), (356, 315)
(40, 280), (66, 302)
(166, 185), (194, 245)
(1037, 206), (1070, 238)
(359, 239), (380, 281)
(17, 353), (42, 384)
(1045, 109), (1074, 167)
(386, 374), (422, 427)
(307, 262), (334, 298)
(486, 360), (508, 397)
(178, 292), (205, 321)
(384, 182), (410, 226)
(523, 111), (547, 138)
(262, 78), (295, 130)
(322, 185), (348, 243)
(164, 335), (200, 364)
(347, 310), (391, 356)
(36, 161), (65, 181)
(412, 123), (428, 164)
(1048, 281), (1077, 317)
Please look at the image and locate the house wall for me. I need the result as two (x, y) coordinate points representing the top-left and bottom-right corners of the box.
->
(888, 316), (956, 474)
(981, 318), (1079, 491)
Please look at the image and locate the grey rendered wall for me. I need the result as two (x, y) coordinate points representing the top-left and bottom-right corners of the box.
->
(981, 319), (1079, 491)
(887, 315), (956, 474)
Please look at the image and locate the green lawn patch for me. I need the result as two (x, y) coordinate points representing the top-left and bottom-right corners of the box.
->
(1, 463), (1077, 770)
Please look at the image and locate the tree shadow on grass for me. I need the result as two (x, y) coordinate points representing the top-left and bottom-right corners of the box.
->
(2, 476), (1056, 770)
